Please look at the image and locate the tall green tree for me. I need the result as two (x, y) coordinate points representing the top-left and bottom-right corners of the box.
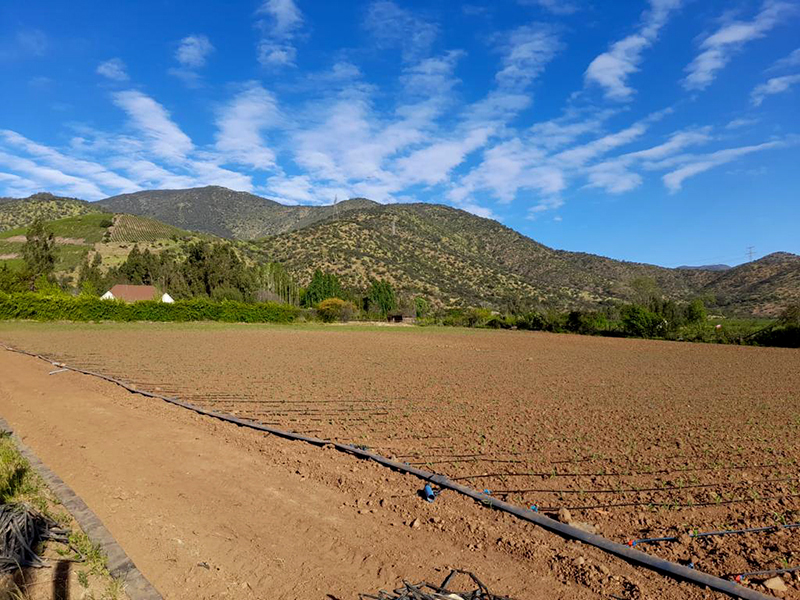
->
(303, 269), (342, 307)
(367, 279), (396, 316)
(22, 218), (56, 289)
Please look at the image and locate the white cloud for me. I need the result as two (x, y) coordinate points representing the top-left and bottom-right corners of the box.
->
(768, 47), (800, 71)
(662, 141), (783, 191)
(495, 25), (562, 90)
(170, 35), (214, 86)
(97, 58), (129, 81)
(0, 130), (139, 193)
(751, 73), (800, 105)
(684, 1), (796, 91)
(0, 150), (105, 199)
(554, 123), (648, 167)
(364, 1), (438, 62)
(176, 35), (214, 68)
(585, 0), (682, 100)
(112, 91), (194, 162)
(16, 29), (48, 57)
(584, 129), (711, 193)
(257, 0), (303, 36)
(256, 0), (303, 67)
(395, 127), (492, 186)
(215, 83), (279, 170)
(725, 117), (760, 129)
(518, 0), (579, 15)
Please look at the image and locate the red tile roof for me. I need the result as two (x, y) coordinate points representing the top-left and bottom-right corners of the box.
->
(107, 284), (159, 302)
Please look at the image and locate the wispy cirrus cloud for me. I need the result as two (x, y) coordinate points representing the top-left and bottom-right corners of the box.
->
(170, 35), (214, 86)
(176, 34), (214, 68)
(494, 25), (563, 90)
(112, 90), (194, 162)
(363, 1), (438, 62)
(751, 73), (800, 105)
(662, 140), (784, 191)
(97, 58), (129, 82)
(683, 0), (796, 91)
(215, 83), (280, 170)
(767, 47), (800, 71)
(585, 0), (682, 100)
(256, 0), (304, 67)
(518, 0), (579, 16)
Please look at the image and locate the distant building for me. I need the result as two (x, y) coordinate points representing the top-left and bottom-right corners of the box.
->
(101, 284), (173, 303)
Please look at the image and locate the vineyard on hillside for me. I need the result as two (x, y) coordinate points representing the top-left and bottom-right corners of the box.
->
(109, 214), (186, 243)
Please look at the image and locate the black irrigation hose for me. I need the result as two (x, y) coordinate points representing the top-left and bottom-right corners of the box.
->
(0, 344), (774, 600)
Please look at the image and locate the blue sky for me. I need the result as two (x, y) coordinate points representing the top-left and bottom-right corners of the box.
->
(1, 0), (798, 267)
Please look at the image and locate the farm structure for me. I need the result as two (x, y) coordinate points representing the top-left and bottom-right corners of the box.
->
(0, 323), (797, 596)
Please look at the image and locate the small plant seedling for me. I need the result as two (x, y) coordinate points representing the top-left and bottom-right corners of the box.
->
(77, 570), (90, 588)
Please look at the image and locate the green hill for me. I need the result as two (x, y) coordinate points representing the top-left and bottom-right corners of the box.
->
(97, 186), (376, 239)
(254, 202), (799, 316)
(0, 192), (103, 232)
(0, 211), (210, 280)
(3, 187), (798, 316)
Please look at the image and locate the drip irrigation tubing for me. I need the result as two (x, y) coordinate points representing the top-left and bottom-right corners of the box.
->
(628, 523), (800, 546)
(491, 477), (798, 496)
(733, 566), (800, 582)
(449, 463), (792, 478)
(536, 493), (800, 512)
(0, 344), (773, 600)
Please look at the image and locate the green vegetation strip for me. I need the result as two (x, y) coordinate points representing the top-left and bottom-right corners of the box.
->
(0, 293), (300, 323)
(2, 345), (771, 600)
(0, 414), (162, 600)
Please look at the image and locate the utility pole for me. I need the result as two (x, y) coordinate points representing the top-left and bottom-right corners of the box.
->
(334, 195), (339, 220)
(392, 215), (397, 236)
(747, 246), (755, 262)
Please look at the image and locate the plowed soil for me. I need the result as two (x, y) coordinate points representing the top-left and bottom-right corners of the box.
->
(1, 322), (798, 597)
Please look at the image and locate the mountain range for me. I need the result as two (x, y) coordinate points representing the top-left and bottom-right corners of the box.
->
(2, 186), (798, 316)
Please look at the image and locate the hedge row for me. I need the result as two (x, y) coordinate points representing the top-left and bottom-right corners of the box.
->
(0, 293), (301, 323)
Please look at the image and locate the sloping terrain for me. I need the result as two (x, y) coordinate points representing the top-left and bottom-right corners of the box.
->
(698, 252), (800, 316)
(255, 202), (799, 314)
(3, 187), (798, 315)
(98, 186), (376, 239)
(0, 212), (211, 277)
(0, 192), (103, 232)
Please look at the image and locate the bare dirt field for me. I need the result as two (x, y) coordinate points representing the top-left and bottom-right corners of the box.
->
(1, 322), (798, 597)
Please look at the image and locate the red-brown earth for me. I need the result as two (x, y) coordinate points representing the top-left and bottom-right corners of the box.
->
(1, 322), (798, 597)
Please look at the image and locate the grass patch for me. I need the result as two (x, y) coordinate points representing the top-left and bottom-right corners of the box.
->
(0, 431), (123, 599)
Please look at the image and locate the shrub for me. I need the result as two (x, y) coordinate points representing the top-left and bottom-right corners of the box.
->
(0, 292), (300, 323)
(515, 311), (548, 331)
(620, 304), (664, 338)
(211, 286), (245, 303)
(316, 298), (356, 323)
(565, 310), (609, 335)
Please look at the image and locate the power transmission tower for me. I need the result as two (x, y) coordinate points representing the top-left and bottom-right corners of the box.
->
(747, 246), (755, 262)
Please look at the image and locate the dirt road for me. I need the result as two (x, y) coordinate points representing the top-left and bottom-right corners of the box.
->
(0, 349), (721, 599)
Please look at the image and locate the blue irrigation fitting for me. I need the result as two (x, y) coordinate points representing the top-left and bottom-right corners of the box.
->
(483, 489), (492, 495)
(423, 484), (435, 503)
(530, 505), (538, 512)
